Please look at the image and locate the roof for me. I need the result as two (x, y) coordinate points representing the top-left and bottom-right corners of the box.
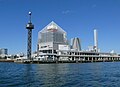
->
(39, 21), (66, 33)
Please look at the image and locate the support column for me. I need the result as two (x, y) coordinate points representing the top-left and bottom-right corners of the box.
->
(27, 29), (32, 60)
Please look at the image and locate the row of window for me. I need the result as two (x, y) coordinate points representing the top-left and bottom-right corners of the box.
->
(39, 32), (66, 43)
(61, 52), (99, 56)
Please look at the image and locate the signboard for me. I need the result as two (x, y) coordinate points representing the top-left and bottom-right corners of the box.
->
(59, 45), (69, 51)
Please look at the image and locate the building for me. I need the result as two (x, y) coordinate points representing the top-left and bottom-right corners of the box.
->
(71, 37), (81, 51)
(0, 48), (8, 55)
(36, 21), (120, 62)
(37, 21), (68, 60)
(0, 48), (8, 58)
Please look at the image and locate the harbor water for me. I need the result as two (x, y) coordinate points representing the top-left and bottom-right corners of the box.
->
(0, 62), (120, 87)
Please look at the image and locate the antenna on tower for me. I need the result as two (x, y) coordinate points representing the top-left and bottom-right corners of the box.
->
(28, 11), (32, 23)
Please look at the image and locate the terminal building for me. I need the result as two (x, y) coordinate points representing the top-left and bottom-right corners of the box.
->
(36, 21), (120, 62)
(37, 21), (69, 60)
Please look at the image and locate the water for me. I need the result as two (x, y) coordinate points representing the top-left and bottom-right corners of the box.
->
(0, 62), (120, 87)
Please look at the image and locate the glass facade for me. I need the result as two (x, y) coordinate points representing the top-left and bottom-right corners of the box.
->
(38, 21), (67, 44)
(0, 48), (8, 55)
(71, 38), (81, 51)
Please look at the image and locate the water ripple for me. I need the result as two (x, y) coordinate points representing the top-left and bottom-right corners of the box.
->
(0, 62), (120, 87)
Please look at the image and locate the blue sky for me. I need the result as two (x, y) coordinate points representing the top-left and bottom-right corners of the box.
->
(0, 0), (120, 54)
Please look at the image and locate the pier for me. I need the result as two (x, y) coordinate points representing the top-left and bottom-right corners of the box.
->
(12, 54), (120, 64)
(0, 54), (120, 64)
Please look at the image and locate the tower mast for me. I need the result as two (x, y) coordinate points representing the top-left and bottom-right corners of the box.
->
(26, 12), (34, 60)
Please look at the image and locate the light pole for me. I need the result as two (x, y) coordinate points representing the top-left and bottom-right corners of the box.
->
(26, 12), (34, 60)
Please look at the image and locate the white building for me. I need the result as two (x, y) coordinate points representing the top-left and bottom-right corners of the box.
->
(0, 48), (8, 58)
(36, 21), (120, 62)
(37, 21), (68, 60)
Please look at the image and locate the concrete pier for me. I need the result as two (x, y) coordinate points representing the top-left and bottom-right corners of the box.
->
(13, 56), (120, 64)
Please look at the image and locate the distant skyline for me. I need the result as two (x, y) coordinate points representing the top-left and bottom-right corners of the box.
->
(0, 0), (120, 54)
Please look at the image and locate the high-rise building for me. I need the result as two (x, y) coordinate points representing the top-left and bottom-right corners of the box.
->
(71, 37), (81, 51)
(38, 21), (68, 54)
(0, 48), (8, 56)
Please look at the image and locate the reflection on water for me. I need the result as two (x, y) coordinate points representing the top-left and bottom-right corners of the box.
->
(0, 62), (120, 87)
(34, 64), (70, 87)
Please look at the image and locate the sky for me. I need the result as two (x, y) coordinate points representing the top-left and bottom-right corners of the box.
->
(0, 0), (120, 54)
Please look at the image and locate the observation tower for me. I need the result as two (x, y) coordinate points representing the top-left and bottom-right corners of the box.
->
(26, 12), (34, 60)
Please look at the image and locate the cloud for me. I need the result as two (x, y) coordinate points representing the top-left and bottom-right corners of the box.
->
(92, 4), (97, 8)
(62, 10), (71, 14)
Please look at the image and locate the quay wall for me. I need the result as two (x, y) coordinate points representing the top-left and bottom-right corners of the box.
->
(0, 56), (120, 64)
